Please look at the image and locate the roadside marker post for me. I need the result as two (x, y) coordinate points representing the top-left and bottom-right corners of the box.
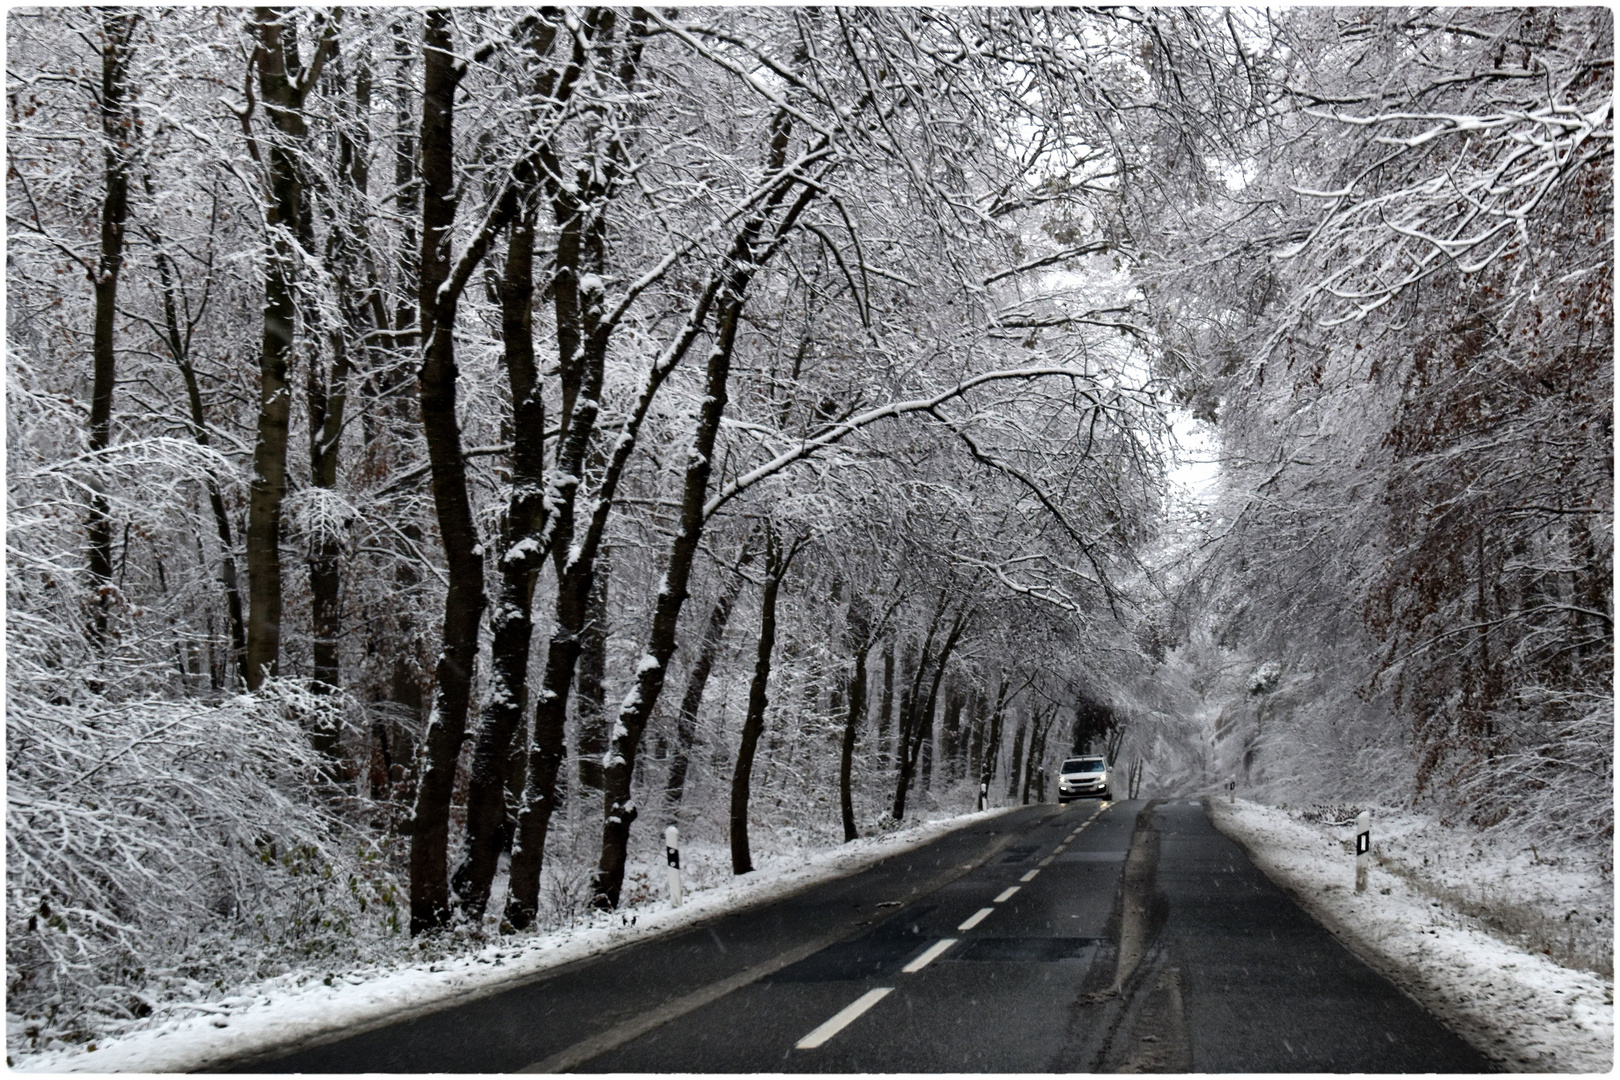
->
(665, 824), (682, 906)
(978, 780), (988, 812)
(1226, 777), (1236, 803)
(1354, 810), (1370, 893)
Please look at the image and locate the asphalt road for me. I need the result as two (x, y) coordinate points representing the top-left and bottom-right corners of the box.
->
(233, 799), (1492, 1073)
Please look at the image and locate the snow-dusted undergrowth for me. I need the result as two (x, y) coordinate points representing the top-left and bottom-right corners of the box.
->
(12, 806), (1009, 1073)
(1210, 798), (1613, 1073)
(6, 683), (404, 1059)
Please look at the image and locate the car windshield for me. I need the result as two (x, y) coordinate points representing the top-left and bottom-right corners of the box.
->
(1062, 759), (1105, 773)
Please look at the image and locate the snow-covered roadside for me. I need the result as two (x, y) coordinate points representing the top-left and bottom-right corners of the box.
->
(1209, 798), (1613, 1073)
(14, 807), (1011, 1074)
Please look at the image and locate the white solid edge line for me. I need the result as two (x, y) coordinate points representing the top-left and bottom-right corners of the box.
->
(994, 886), (1020, 903)
(795, 988), (894, 1050)
(901, 938), (957, 974)
(957, 907), (995, 931)
(1020, 869), (1039, 882)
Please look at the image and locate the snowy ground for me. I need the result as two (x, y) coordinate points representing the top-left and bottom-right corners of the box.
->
(12, 807), (1010, 1074)
(1209, 797), (1613, 1073)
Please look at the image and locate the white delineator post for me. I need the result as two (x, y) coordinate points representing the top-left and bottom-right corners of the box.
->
(665, 824), (682, 906)
(978, 780), (988, 812)
(1354, 810), (1370, 893)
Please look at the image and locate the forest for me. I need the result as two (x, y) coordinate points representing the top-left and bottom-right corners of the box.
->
(6, 5), (1611, 1051)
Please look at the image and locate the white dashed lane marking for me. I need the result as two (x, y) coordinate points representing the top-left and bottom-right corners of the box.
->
(901, 938), (956, 973)
(795, 988), (893, 1050)
(1039, 856), (1055, 867)
(1020, 869), (1040, 883)
(994, 886), (1020, 903)
(958, 907), (995, 931)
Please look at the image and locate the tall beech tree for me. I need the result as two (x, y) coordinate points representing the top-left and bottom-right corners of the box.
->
(448, 14), (567, 922)
(305, 30), (377, 748)
(244, 8), (339, 690)
(85, 10), (138, 650)
(406, 9), (505, 934)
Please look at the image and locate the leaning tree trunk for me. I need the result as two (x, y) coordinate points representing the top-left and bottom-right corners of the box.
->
(591, 291), (741, 907)
(730, 533), (794, 875)
(86, 10), (136, 650)
(501, 261), (615, 928)
(502, 67), (727, 921)
(591, 107), (818, 910)
(449, 14), (593, 923)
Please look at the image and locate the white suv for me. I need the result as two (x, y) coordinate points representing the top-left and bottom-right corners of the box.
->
(1057, 756), (1110, 802)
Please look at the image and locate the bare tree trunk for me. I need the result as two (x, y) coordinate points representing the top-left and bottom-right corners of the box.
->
(1022, 706), (1051, 806)
(574, 545), (612, 793)
(86, 10), (137, 650)
(484, 11), (669, 929)
(980, 675), (1010, 790)
(306, 37), (373, 769)
(940, 680), (964, 783)
(731, 530), (800, 874)
(877, 642), (894, 767)
(1007, 712), (1026, 798)
(448, 209), (546, 919)
(140, 178), (248, 687)
(389, 18), (417, 346)
(373, 17), (423, 737)
(407, 11), (493, 934)
(1021, 719), (1037, 805)
(448, 14), (591, 923)
(967, 688), (986, 781)
(591, 107), (820, 910)
(591, 288), (742, 906)
(891, 616), (940, 821)
(920, 718), (933, 794)
(894, 608), (966, 821)
(501, 253), (613, 929)
(666, 536), (756, 808)
(245, 10), (337, 690)
(838, 646), (868, 842)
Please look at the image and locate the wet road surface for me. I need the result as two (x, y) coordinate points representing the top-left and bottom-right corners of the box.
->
(230, 799), (1491, 1073)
